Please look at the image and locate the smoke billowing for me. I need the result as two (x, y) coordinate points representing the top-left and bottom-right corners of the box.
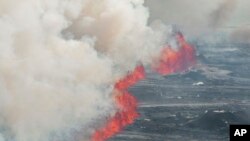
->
(0, 0), (171, 141)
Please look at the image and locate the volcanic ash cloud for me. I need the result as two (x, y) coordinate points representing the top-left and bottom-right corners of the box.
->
(0, 0), (170, 141)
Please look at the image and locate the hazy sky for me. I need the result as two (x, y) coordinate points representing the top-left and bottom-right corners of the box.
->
(145, 0), (250, 36)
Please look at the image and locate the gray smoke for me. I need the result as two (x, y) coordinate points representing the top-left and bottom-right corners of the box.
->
(0, 0), (170, 141)
(230, 25), (250, 43)
(209, 0), (237, 28)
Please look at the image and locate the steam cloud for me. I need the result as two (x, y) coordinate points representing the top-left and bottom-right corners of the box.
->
(0, 0), (170, 141)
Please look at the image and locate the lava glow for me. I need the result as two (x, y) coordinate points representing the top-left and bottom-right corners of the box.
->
(92, 65), (145, 141)
(154, 32), (196, 75)
(92, 33), (196, 141)
(115, 65), (146, 90)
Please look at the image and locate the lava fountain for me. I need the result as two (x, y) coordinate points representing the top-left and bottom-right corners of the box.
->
(92, 32), (196, 141)
(153, 32), (196, 75)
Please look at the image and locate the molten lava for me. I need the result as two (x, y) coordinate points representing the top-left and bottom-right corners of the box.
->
(92, 65), (145, 141)
(115, 65), (145, 90)
(92, 32), (196, 141)
(154, 32), (196, 75)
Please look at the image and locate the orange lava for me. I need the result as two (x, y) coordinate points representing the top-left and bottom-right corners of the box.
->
(115, 65), (145, 90)
(92, 32), (196, 141)
(91, 65), (145, 141)
(154, 32), (196, 75)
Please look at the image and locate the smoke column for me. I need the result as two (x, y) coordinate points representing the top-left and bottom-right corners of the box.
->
(0, 0), (196, 141)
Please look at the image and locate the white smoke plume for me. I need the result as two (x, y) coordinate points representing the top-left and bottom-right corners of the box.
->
(0, 0), (169, 141)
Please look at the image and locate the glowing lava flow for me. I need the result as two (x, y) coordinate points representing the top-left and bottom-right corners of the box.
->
(92, 33), (196, 141)
(115, 65), (145, 90)
(154, 32), (196, 75)
(92, 65), (145, 141)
